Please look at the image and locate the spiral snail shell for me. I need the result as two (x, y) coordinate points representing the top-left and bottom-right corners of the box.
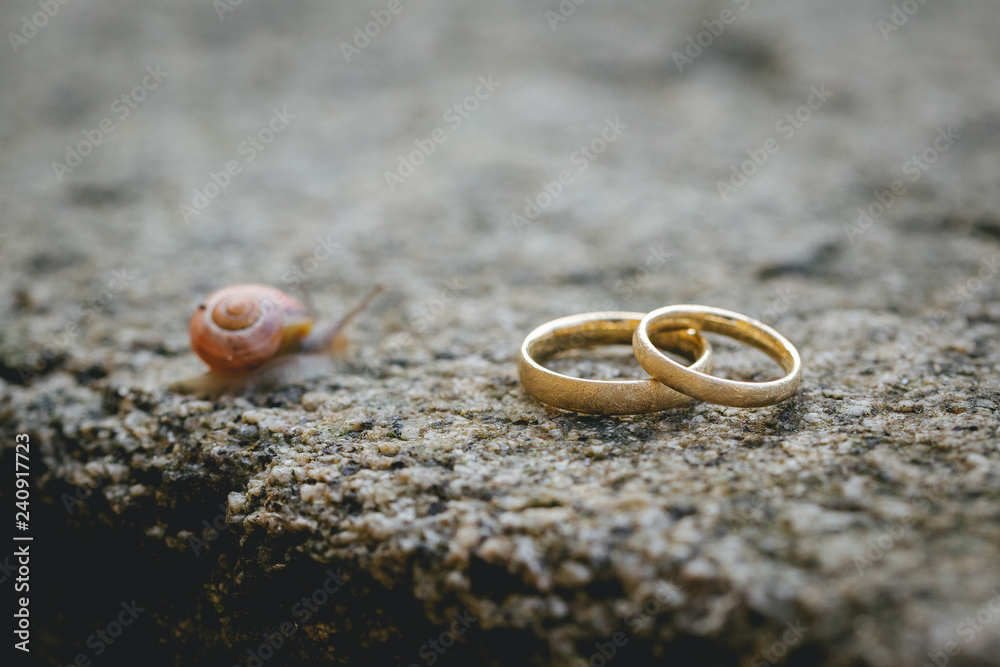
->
(189, 284), (313, 372)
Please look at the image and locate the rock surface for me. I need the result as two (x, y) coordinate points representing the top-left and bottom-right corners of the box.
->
(1, 0), (999, 665)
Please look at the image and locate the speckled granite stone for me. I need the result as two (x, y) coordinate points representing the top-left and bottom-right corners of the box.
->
(1, 1), (999, 665)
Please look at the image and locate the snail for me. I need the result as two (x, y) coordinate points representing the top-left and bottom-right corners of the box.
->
(170, 284), (382, 396)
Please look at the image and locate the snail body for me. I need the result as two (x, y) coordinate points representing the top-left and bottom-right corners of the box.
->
(173, 283), (382, 395)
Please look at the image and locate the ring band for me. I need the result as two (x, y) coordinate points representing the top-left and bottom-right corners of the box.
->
(518, 312), (713, 414)
(632, 305), (801, 408)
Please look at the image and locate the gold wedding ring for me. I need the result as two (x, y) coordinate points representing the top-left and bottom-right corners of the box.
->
(518, 312), (713, 414)
(632, 305), (801, 408)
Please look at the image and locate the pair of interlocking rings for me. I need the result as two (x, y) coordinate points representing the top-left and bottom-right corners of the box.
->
(518, 305), (802, 414)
